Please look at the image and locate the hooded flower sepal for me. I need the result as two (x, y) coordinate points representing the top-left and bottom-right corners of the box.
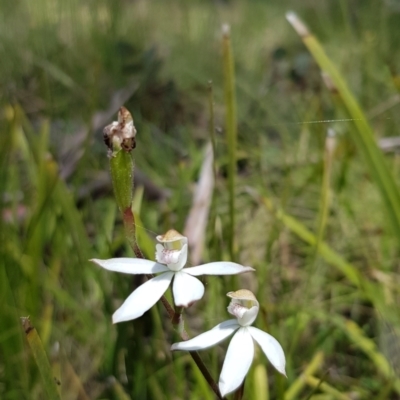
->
(227, 289), (259, 326)
(155, 229), (188, 271)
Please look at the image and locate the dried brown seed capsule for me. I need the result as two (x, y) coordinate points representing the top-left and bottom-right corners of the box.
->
(103, 106), (137, 154)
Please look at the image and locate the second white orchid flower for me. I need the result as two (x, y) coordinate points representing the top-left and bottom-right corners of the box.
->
(171, 290), (286, 397)
(92, 230), (254, 323)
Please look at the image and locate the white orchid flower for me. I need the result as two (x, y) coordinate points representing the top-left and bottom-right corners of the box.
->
(171, 290), (286, 397)
(91, 230), (254, 324)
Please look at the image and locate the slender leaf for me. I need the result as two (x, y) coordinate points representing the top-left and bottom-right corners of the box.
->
(286, 12), (400, 237)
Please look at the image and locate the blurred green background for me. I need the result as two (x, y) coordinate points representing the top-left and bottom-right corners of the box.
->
(1, 0), (400, 399)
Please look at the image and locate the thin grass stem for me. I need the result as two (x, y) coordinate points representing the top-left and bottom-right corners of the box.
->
(286, 11), (400, 238)
(222, 24), (238, 261)
(21, 317), (61, 400)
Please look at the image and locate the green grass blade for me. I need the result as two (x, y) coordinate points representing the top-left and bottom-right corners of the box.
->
(305, 375), (352, 400)
(286, 12), (400, 237)
(21, 317), (61, 400)
(208, 81), (217, 181)
(284, 351), (324, 400)
(318, 313), (400, 394)
(222, 24), (238, 260)
(314, 131), (336, 257)
(111, 379), (132, 400)
(261, 195), (361, 287)
(252, 364), (269, 400)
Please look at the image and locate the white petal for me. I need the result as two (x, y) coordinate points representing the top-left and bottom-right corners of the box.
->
(219, 327), (254, 397)
(91, 258), (169, 274)
(184, 262), (255, 276)
(171, 320), (239, 351)
(248, 327), (286, 376)
(112, 272), (174, 323)
(172, 271), (204, 307)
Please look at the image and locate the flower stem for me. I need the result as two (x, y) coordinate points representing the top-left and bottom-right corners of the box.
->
(106, 109), (222, 399)
(122, 206), (144, 259)
(171, 307), (224, 398)
(172, 306), (183, 327)
(191, 351), (224, 399)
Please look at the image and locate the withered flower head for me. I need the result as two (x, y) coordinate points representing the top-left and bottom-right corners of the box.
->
(103, 107), (137, 155)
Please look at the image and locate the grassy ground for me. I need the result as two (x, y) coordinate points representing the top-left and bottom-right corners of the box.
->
(1, 0), (400, 399)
